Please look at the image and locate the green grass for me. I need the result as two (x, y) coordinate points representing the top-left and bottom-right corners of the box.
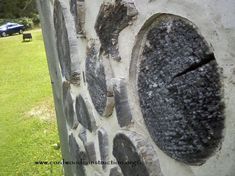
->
(0, 30), (63, 175)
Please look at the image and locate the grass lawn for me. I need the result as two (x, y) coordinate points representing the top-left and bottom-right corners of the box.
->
(0, 29), (63, 175)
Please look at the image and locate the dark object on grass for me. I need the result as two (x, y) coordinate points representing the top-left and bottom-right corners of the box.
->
(23, 33), (32, 42)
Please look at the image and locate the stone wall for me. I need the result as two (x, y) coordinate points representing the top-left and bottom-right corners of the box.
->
(37, 0), (235, 176)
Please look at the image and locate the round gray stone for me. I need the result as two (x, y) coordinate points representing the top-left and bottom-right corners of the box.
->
(113, 131), (163, 176)
(134, 14), (225, 165)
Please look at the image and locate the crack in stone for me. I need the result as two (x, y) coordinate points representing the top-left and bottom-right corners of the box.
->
(173, 53), (215, 78)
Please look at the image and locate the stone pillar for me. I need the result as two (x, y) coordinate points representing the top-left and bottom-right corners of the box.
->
(37, 0), (235, 176)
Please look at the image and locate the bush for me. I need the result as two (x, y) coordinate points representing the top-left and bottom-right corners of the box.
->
(0, 17), (34, 29)
(31, 14), (40, 26)
(16, 17), (34, 29)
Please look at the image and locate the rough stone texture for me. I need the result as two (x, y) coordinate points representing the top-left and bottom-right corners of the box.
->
(54, 0), (80, 83)
(113, 78), (132, 127)
(98, 128), (109, 170)
(113, 131), (163, 176)
(95, 0), (138, 61)
(69, 134), (86, 176)
(70, 0), (86, 36)
(85, 43), (114, 117)
(109, 166), (123, 176)
(62, 81), (77, 128)
(75, 95), (96, 132)
(136, 14), (225, 165)
(79, 127), (87, 144)
(84, 142), (97, 162)
(38, 0), (235, 175)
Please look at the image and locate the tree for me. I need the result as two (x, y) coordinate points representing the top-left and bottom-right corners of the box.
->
(0, 0), (37, 19)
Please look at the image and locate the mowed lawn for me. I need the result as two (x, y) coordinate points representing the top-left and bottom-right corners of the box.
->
(0, 30), (63, 175)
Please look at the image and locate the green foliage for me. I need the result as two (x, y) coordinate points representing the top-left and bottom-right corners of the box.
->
(31, 13), (40, 26)
(0, 0), (37, 19)
(0, 0), (39, 28)
(17, 17), (34, 29)
(0, 30), (63, 175)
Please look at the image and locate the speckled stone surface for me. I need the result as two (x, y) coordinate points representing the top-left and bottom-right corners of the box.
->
(136, 15), (225, 165)
(85, 44), (114, 117)
(95, 0), (138, 61)
(113, 132), (163, 176)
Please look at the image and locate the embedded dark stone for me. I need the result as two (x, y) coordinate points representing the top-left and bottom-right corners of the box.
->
(82, 71), (86, 84)
(109, 167), (123, 176)
(135, 14), (225, 165)
(85, 44), (114, 116)
(68, 134), (86, 176)
(95, 0), (138, 61)
(113, 78), (132, 127)
(98, 128), (109, 170)
(75, 95), (96, 132)
(84, 142), (96, 162)
(70, 0), (85, 35)
(113, 132), (163, 176)
(54, 0), (80, 83)
(79, 127), (87, 144)
(62, 82), (76, 128)
(54, 0), (71, 80)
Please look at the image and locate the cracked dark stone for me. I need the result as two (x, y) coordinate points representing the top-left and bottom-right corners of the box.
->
(85, 44), (114, 116)
(75, 95), (96, 132)
(84, 142), (96, 162)
(68, 134), (86, 176)
(95, 0), (138, 61)
(109, 167), (123, 176)
(70, 0), (85, 35)
(62, 82), (76, 128)
(113, 78), (132, 127)
(135, 14), (225, 165)
(113, 132), (163, 176)
(98, 128), (109, 170)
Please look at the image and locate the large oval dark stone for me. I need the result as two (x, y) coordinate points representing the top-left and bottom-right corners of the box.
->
(134, 14), (225, 165)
